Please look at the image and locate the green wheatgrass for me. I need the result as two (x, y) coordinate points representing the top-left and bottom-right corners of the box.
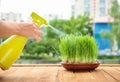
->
(59, 34), (98, 64)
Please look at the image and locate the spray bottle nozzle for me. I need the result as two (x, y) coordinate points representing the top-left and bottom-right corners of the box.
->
(31, 12), (48, 26)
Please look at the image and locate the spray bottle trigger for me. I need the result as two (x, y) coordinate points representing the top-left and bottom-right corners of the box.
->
(31, 12), (48, 26)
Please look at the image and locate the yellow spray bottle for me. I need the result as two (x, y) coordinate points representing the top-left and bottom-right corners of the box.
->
(0, 12), (48, 70)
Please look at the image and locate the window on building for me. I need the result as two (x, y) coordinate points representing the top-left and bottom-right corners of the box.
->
(100, 0), (105, 4)
(84, 0), (90, 3)
(72, 5), (75, 10)
(99, 0), (105, 16)
(84, 7), (90, 15)
(100, 0), (105, 7)
(71, 5), (75, 16)
(71, 10), (75, 16)
(84, 0), (90, 15)
(100, 7), (105, 16)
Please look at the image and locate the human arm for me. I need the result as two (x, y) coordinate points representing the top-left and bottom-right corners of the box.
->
(0, 21), (43, 41)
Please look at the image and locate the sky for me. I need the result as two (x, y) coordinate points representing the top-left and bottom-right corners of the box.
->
(1, 0), (120, 21)
(0, 0), (71, 21)
(118, 0), (120, 3)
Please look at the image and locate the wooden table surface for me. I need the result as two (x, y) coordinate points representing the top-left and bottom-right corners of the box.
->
(0, 64), (120, 82)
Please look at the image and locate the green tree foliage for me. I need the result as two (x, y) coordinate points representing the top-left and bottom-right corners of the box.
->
(24, 38), (59, 56)
(101, 0), (120, 49)
(108, 0), (120, 49)
(49, 15), (93, 36)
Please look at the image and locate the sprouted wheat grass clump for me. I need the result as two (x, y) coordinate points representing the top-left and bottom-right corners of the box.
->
(59, 34), (98, 64)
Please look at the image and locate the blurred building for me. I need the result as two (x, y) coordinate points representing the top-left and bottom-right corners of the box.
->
(26, 13), (63, 22)
(0, 12), (22, 22)
(71, 0), (112, 20)
(44, 14), (63, 21)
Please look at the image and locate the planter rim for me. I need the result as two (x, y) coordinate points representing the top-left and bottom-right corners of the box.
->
(61, 61), (100, 71)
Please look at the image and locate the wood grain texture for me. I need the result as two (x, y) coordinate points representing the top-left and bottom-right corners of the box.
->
(0, 64), (120, 82)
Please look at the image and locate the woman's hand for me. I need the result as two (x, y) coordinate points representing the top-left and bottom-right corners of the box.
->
(0, 21), (43, 41)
